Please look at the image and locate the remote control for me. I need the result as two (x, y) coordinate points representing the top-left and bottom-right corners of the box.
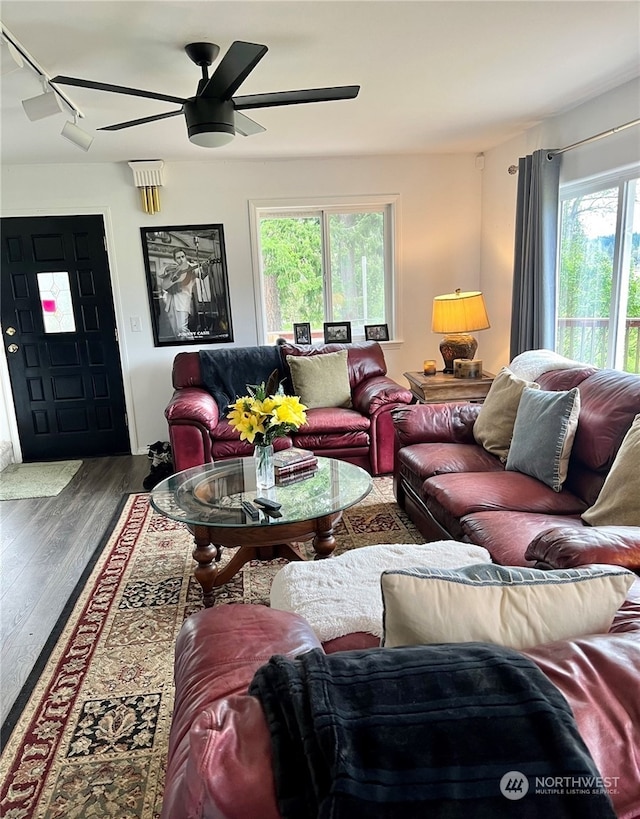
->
(241, 500), (260, 520)
(263, 508), (282, 518)
(254, 497), (282, 511)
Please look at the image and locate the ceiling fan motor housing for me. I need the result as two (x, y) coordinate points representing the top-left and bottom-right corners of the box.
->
(184, 98), (235, 145)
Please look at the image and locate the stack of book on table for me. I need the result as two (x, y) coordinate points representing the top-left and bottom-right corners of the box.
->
(273, 447), (319, 486)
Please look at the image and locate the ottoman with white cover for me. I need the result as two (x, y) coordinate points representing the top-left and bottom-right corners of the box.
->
(269, 541), (492, 642)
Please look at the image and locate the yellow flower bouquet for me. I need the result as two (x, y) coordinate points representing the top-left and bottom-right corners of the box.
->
(227, 381), (307, 446)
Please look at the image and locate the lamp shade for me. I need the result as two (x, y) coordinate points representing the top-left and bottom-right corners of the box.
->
(432, 290), (490, 334)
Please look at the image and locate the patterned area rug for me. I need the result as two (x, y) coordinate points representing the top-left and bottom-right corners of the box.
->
(0, 460), (82, 500)
(0, 478), (423, 819)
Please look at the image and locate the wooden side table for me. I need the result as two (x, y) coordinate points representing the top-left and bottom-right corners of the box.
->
(404, 370), (495, 404)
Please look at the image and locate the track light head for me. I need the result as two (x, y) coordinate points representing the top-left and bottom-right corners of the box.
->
(1, 40), (24, 75)
(22, 88), (63, 121)
(61, 118), (93, 151)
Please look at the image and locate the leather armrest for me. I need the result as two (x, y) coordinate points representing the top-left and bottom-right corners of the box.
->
(165, 386), (220, 430)
(525, 525), (640, 569)
(391, 402), (481, 446)
(351, 375), (413, 416)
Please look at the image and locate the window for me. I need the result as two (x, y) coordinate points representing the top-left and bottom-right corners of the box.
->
(37, 271), (76, 333)
(250, 197), (396, 344)
(556, 169), (640, 373)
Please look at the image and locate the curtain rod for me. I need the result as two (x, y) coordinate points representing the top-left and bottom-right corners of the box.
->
(507, 118), (640, 173)
(549, 118), (640, 157)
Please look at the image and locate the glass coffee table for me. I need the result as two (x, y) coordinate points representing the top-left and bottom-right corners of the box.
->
(150, 456), (372, 606)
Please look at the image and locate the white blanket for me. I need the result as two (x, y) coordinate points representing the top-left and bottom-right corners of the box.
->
(270, 541), (492, 642)
(509, 349), (589, 382)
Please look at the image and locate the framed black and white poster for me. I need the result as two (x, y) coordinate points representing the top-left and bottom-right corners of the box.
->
(141, 224), (233, 347)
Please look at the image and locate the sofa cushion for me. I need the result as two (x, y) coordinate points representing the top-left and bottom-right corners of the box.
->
(287, 349), (352, 409)
(568, 369), (640, 474)
(381, 563), (635, 650)
(280, 341), (387, 389)
(506, 387), (581, 491)
(461, 511), (585, 567)
(581, 414), (640, 526)
(472, 367), (540, 461)
(397, 442), (504, 483)
(525, 524), (640, 570)
(423, 471), (588, 518)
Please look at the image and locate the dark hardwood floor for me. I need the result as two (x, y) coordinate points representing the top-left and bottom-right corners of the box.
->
(0, 455), (150, 726)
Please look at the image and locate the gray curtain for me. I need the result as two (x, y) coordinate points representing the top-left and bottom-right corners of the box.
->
(510, 149), (561, 359)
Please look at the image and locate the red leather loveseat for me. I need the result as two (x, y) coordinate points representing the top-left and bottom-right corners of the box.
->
(392, 363), (640, 571)
(165, 341), (412, 476)
(160, 588), (640, 819)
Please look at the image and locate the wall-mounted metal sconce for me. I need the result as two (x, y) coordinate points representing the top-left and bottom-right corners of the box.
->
(128, 160), (165, 214)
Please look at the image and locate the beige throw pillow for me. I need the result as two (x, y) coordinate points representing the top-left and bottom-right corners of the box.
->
(582, 414), (640, 526)
(286, 350), (352, 409)
(381, 563), (634, 651)
(473, 367), (540, 461)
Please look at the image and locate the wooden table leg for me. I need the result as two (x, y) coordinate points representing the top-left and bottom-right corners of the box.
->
(311, 513), (341, 558)
(192, 525), (220, 608)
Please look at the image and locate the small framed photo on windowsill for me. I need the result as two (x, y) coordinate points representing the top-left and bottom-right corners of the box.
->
(293, 322), (312, 345)
(323, 322), (352, 343)
(364, 323), (389, 342)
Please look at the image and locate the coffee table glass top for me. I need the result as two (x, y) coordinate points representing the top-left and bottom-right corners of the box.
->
(150, 457), (372, 528)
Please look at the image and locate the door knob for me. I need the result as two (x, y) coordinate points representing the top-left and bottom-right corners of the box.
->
(7, 344), (18, 354)
(5, 327), (16, 336)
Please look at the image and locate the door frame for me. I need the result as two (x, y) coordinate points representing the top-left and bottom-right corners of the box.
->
(0, 205), (136, 462)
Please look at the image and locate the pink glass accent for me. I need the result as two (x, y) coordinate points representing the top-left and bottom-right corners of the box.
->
(42, 299), (56, 313)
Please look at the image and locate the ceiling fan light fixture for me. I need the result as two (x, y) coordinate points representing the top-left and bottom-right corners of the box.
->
(184, 97), (235, 148)
(189, 129), (234, 148)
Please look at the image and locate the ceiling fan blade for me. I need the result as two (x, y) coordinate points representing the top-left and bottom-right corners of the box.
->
(98, 109), (183, 131)
(235, 111), (265, 136)
(51, 75), (187, 105)
(233, 85), (360, 111)
(200, 41), (268, 100)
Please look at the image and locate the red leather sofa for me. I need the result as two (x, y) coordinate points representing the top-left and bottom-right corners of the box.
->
(165, 341), (412, 476)
(392, 366), (640, 570)
(160, 588), (640, 819)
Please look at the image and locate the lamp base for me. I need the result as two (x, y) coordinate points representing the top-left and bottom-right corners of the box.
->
(439, 333), (478, 373)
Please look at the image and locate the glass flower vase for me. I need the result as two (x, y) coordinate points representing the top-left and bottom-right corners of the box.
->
(254, 443), (275, 489)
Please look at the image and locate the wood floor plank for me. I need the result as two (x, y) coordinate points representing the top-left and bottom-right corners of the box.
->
(0, 454), (151, 726)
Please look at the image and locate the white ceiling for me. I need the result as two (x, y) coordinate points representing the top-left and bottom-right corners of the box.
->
(1, 0), (639, 165)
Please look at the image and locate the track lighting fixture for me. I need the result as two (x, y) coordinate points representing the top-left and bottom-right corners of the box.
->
(22, 82), (64, 121)
(2, 22), (85, 139)
(61, 116), (93, 151)
(0, 39), (23, 75)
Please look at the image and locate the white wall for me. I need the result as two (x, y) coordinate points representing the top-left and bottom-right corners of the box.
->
(480, 77), (640, 371)
(1, 154), (482, 455)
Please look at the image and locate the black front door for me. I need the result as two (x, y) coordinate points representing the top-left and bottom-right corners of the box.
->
(1, 215), (129, 460)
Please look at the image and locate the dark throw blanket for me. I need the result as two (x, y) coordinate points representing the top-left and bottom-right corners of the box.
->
(249, 643), (616, 819)
(199, 346), (286, 412)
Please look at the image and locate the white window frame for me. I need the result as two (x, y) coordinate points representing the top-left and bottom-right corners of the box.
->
(557, 164), (639, 370)
(248, 194), (401, 346)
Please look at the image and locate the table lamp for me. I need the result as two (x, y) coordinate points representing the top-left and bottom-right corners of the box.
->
(431, 289), (490, 373)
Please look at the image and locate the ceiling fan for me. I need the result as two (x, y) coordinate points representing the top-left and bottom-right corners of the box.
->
(51, 41), (360, 148)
